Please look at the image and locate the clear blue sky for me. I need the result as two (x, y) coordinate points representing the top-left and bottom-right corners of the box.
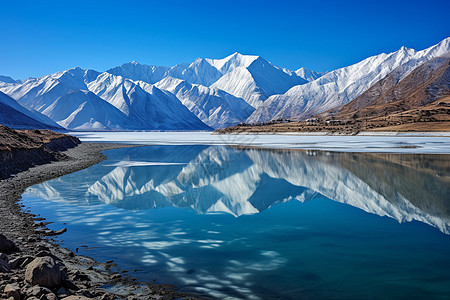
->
(1, 0), (449, 79)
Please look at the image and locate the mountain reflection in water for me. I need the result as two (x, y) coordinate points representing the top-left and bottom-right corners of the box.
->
(22, 145), (450, 299)
(27, 145), (450, 234)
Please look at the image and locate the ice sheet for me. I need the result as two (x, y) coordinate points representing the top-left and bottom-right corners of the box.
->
(70, 131), (450, 154)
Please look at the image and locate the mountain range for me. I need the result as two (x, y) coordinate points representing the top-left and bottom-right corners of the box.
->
(0, 37), (449, 131)
(323, 56), (450, 121)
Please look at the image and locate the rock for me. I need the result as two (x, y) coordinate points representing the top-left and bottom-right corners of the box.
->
(0, 253), (8, 261)
(79, 289), (95, 298)
(37, 245), (50, 252)
(35, 251), (52, 257)
(0, 234), (18, 253)
(25, 285), (52, 298)
(56, 286), (68, 297)
(43, 228), (67, 236)
(25, 256), (66, 288)
(35, 251), (60, 262)
(0, 258), (10, 273)
(8, 258), (20, 269)
(61, 296), (91, 300)
(43, 293), (58, 300)
(110, 274), (122, 280)
(71, 270), (90, 282)
(9, 255), (35, 269)
(4, 283), (20, 300)
(21, 256), (36, 269)
(25, 285), (53, 299)
(62, 279), (78, 291)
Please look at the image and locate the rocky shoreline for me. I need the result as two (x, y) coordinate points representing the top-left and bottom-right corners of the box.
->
(0, 142), (203, 300)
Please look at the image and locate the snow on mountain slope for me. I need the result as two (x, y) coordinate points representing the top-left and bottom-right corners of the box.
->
(108, 53), (307, 109)
(328, 56), (450, 120)
(168, 58), (223, 86)
(295, 67), (326, 82)
(155, 76), (255, 128)
(107, 61), (170, 84)
(210, 53), (307, 107)
(107, 59), (222, 86)
(206, 52), (260, 73)
(0, 67), (100, 111)
(0, 91), (62, 129)
(248, 37), (450, 123)
(42, 90), (132, 130)
(88, 73), (211, 130)
(0, 68), (211, 130)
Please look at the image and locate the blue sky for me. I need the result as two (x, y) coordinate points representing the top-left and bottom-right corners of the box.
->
(1, 0), (449, 79)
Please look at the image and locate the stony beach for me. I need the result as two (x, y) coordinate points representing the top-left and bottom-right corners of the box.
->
(0, 142), (202, 300)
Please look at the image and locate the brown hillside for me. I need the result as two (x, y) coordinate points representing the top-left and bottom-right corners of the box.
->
(217, 57), (450, 134)
(330, 56), (450, 120)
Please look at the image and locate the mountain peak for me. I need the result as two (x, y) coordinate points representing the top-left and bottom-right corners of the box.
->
(295, 67), (325, 82)
(398, 45), (415, 55)
(227, 52), (260, 62)
(206, 52), (260, 74)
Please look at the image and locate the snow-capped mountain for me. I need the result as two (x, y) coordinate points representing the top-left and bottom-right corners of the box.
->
(155, 76), (255, 128)
(295, 67), (326, 82)
(107, 62), (170, 84)
(85, 72), (210, 130)
(168, 58), (223, 86)
(209, 53), (307, 107)
(2, 38), (448, 131)
(0, 91), (62, 129)
(107, 53), (307, 108)
(328, 56), (450, 121)
(247, 37), (450, 123)
(41, 90), (132, 130)
(0, 68), (211, 130)
(107, 58), (223, 87)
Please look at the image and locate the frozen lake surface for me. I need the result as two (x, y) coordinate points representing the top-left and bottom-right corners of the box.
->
(71, 131), (450, 154)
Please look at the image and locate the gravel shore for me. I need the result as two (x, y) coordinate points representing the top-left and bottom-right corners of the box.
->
(0, 142), (202, 300)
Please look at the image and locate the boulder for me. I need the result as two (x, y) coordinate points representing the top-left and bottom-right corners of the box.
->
(4, 283), (20, 300)
(25, 256), (66, 288)
(61, 296), (91, 300)
(0, 234), (18, 253)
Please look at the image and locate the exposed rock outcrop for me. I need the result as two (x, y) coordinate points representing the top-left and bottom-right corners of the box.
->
(0, 125), (80, 179)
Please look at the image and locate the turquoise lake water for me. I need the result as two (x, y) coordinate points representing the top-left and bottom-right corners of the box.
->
(22, 145), (450, 299)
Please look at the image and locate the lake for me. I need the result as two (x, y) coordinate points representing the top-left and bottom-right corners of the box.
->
(22, 141), (450, 299)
